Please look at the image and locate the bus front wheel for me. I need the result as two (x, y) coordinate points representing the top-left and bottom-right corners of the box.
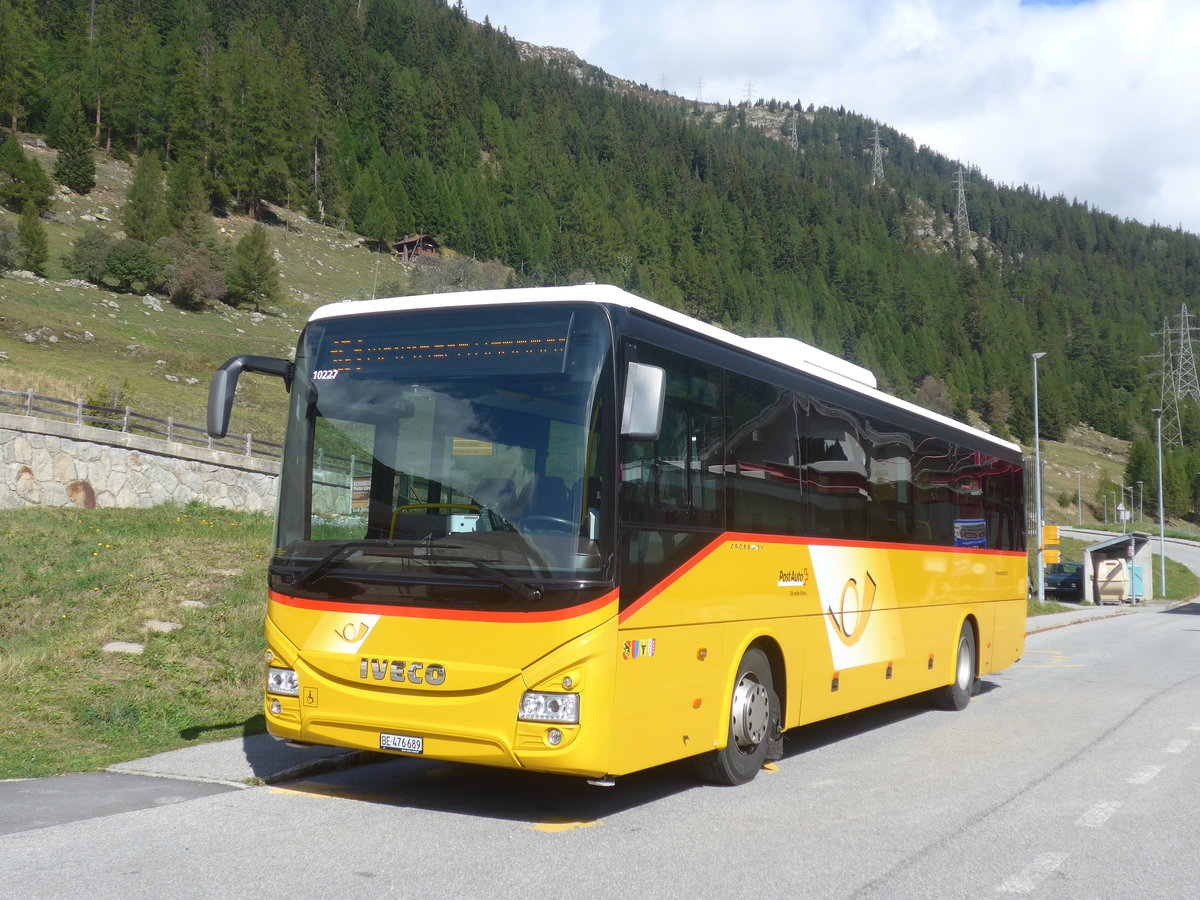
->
(931, 622), (976, 711)
(694, 648), (779, 786)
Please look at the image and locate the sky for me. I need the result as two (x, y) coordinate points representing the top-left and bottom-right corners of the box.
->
(462, 0), (1200, 235)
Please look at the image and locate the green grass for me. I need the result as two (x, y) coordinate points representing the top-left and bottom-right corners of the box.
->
(0, 503), (273, 778)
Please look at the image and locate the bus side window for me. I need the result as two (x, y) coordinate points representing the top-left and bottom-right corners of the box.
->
(865, 420), (915, 543)
(726, 373), (803, 535)
(802, 397), (869, 540)
(619, 342), (723, 529)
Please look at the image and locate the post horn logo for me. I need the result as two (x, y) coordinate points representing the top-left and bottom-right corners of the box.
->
(336, 621), (370, 643)
(827, 571), (876, 647)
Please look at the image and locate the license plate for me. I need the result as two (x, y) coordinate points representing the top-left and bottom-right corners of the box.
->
(379, 732), (423, 755)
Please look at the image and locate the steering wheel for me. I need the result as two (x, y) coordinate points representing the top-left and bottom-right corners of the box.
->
(516, 515), (577, 536)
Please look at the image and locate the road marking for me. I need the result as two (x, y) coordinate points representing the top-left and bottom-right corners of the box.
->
(529, 817), (603, 833)
(1128, 765), (1164, 785)
(1164, 738), (1190, 754)
(1188, 723), (1200, 732)
(1076, 800), (1121, 828)
(268, 782), (378, 803)
(1014, 663), (1086, 668)
(998, 853), (1068, 894)
(1014, 649), (1084, 668)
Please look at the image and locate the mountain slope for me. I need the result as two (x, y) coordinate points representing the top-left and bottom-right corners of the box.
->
(3, 0), (1199, 450)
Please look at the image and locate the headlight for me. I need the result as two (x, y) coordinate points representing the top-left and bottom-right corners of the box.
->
(267, 666), (300, 696)
(518, 691), (579, 724)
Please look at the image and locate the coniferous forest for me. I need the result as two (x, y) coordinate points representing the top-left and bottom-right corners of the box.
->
(4, 0), (1200, 463)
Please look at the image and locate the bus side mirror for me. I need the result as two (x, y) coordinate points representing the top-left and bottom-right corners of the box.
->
(207, 355), (293, 438)
(621, 362), (665, 441)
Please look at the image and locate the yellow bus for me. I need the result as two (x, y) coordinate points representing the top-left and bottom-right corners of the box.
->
(208, 285), (1025, 786)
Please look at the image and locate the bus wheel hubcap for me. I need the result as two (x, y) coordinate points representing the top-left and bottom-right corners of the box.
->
(956, 636), (971, 689)
(732, 676), (769, 750)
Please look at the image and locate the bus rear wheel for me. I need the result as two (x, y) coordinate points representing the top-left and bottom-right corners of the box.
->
(930, 622), (976, 711)
(694, 648), (779, 785)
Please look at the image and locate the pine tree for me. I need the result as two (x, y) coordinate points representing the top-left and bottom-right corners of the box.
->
(17, 199), (47, 275)
(0, 217), (16, 271)
(227, 223), (279, 311)
(0, 0), (40, 133)
(122, 150), (170, 243)
(166, 158), (211, 242)
(52, 95), (95, 194)
(0, 135), (53, 212)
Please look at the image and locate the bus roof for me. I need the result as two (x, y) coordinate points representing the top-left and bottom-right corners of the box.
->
(309, 285), (1020, 455)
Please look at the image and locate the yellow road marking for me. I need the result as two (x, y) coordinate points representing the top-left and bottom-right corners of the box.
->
(269, 782), (381, 803)
(529, 817), (603, 833)
(1015, 648), (1084, 668)
(1016, 663), (1086, 668)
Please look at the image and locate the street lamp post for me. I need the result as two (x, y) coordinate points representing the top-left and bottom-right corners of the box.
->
(1137, 480), (1144, 524)
(1153, 408), (1165, 598)
(1032, 352), (1047, 605)
(1077, 470), (1083, 527)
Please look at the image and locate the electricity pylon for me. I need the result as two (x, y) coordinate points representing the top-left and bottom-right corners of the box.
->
(953, 165), (970, 245)
(870, 125), (885, 186)
(1155, 303), (1200, 447)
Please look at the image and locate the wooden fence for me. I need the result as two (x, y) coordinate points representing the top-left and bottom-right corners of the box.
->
(0, 387), (282, 460)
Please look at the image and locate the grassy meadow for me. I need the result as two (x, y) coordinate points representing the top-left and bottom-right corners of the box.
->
(0, 503), (273, 778)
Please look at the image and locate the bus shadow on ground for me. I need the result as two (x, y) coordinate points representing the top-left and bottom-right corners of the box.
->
(284, 689), (993, 824)
(284, 755), (700, 823)
(776, 689), (974, 761)
(1161, 601), (1200, 615)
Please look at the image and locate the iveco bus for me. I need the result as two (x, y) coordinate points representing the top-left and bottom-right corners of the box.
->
(207, 285), (1025, 785)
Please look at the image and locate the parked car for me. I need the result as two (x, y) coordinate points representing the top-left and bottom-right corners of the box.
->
(1044, 561), (1084, 600)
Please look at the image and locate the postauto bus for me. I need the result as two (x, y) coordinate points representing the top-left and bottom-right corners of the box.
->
(207, 284), (1026, 785)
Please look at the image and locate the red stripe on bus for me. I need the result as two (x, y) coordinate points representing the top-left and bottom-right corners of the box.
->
(722, 531), (1027, 557)
(268, 588), (619, 623)
(617, 533), (729, 623)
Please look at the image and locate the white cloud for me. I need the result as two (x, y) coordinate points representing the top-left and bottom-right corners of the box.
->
(466, 0), (1200, 233)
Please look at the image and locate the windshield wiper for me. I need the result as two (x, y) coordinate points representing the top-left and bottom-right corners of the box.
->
(289, 539), (445, 588)
(455, 556), (543, 603)
(286, 540), (540, 601)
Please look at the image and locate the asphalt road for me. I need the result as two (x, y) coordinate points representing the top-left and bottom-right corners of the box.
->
(3, 602), (1199, 898)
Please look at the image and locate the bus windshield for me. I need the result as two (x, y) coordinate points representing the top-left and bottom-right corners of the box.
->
(272, 304), (615, 607)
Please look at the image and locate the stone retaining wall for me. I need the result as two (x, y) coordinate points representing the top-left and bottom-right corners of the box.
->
(1, 412), (280, 512)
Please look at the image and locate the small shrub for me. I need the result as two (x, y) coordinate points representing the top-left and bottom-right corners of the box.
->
(84, 379), (130, 430)
(63, 227), (114, 284)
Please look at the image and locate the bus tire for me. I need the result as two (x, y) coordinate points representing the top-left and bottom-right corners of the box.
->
(931, 621), (976, 711)
(694, 648), (779, 785)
